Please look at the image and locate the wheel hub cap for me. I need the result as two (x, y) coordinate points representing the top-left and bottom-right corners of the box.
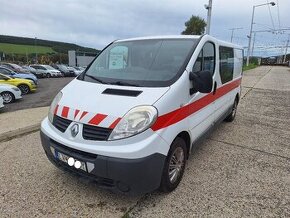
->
(168, 147), (184, 183)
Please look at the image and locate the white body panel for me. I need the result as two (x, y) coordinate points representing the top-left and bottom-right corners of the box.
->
(41, 35), (243, 159)
(0, 84), (22, 100)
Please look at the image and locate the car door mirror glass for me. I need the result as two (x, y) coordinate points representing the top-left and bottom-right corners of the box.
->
(189, 70), (213, 94)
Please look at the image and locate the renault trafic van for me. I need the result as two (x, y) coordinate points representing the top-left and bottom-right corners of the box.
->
(40, 35), (243, 194)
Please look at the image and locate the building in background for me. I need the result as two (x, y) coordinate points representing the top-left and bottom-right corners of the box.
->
(68, 50), (99, 67)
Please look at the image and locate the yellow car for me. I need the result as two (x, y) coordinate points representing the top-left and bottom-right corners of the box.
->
(0, 73), (37, 94)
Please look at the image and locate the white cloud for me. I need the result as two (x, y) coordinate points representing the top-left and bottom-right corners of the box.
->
(0, 0), (289, 56)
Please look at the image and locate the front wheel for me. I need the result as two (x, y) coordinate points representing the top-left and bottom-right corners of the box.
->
(18, 84), (30, 95)
(1, 91), (15, 104)
(224, 98), (238, 122)
(159, 137), (187, 193)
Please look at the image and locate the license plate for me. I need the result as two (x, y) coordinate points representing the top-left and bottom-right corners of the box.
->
(51, 147), (87, 172)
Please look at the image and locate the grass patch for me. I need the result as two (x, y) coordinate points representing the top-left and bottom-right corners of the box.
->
(243, 63), (258, 71)
(0, 43), (55, 54)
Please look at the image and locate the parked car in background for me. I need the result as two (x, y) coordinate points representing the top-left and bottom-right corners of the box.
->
(0, 96), (4, 109)
(72, 66), (85, 76)
(30, 65), (62, 78)
(51, 64), (75, 77)
(0, 73), (36, 94)
(1, 63), (29, 73)
(0, 66), (38, 85)
(22, 65), (37, 75)
(0, 84), (22, 104)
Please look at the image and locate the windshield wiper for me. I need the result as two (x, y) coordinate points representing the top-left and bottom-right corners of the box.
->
(111, 81), (140, 87)
(85, 74), (108, 84)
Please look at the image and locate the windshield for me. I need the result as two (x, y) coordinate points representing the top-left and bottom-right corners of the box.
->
(82, 39), (197, 87)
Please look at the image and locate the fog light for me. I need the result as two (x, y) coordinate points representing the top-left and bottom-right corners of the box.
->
(68, 157), (75, 166)
(74, 161), (81, 169)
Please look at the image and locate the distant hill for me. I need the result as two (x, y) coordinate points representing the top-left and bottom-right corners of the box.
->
(0, 35), (99, 54)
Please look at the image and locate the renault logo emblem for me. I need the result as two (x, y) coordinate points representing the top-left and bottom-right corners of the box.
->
(71, 124), (79, 137)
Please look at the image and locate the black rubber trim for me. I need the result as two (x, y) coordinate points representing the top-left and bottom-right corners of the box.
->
(102, 88), (142, 97)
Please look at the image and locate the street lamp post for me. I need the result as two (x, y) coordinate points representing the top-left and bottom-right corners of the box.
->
(246, 2), (276, 66)
(205, 0), (213, 35)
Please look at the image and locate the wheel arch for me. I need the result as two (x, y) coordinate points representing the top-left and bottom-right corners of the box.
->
(175, 131), (191, 159)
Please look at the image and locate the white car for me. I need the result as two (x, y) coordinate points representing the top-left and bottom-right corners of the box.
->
(41, 35), (243, 194)
(0, 96), (4, 109)
(68, 66), (84, 76)
(30, 65), (62, 78)
(0, 84), (22, 104)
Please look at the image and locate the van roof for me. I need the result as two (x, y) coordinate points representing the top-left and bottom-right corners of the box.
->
(115, 35), (243, 49)
(116, 35), (201, 42)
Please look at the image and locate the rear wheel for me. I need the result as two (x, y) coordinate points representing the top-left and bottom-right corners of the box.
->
(224, 98), (238, 122)
(159, 137), (187, 192)
(18, 84), (30, 95)
(1, 91), (15, 104)
(46, 73), (51, 78)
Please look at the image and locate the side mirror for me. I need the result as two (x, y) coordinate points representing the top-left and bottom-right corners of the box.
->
(189, 70), (213, 95)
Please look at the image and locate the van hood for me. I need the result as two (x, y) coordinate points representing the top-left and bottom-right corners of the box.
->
(56, 79), (169, 128)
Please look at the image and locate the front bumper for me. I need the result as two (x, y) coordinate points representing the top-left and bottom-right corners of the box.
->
(40, 131), (166, 194)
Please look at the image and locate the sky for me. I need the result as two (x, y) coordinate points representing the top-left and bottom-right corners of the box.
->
(0, 0), (289, 57)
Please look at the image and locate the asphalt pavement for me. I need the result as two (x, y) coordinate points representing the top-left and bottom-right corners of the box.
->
(2, 77), (73, 113)
(0, 66), (289, 217)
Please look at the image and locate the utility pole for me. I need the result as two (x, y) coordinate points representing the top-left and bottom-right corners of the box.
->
(251, 32), (256, 57)
(283, 34), (290, 63)
(34, 37), (38, 63)
(229, 27), (243, 42)
(205, 0), (213, 34)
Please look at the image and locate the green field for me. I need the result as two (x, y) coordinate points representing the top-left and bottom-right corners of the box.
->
(0, 43), (55, 54)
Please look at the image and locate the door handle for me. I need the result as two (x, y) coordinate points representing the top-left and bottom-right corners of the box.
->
(213, 81), (217, 95)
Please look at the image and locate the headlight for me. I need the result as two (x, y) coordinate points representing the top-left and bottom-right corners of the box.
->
(48, 92), (63, 123)
(108, 106), (158, 140)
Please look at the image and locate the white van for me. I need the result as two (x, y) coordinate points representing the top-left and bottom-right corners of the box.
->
(40, 35), (243, 194)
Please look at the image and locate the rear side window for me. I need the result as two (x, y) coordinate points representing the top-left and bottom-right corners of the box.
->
(219, 46), (234, 84)
(192, 42), (215, 75)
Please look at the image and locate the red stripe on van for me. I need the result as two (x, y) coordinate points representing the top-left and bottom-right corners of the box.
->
(54, 105), (59, 115)
(109, 118), (121, 129)
(88, 114), (107, 126)
(61, 106), (69, 118)
(74, 109), (80, 119)
(79, 111), (88, 120)
(151, 78), (241, 131)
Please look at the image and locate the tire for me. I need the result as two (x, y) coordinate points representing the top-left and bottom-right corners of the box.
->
(1, 91), (15, 104)
(224, 98), (238, 122)
(159, 137), (187, 193)
(46, 73), (51, 78)
(18, 84), (30, 95)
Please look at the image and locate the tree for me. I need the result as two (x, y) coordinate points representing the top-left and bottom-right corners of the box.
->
(182, 15), (207, 35)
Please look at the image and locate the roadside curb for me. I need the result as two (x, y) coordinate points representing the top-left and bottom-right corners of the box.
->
(0, 123), (41, 142)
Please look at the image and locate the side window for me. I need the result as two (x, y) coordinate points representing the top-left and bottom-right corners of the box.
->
(0, 68), (10, 75)
(0, 74), (8, 80)
(219, 46), (234, 84)
(192, 42), (215, 75)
